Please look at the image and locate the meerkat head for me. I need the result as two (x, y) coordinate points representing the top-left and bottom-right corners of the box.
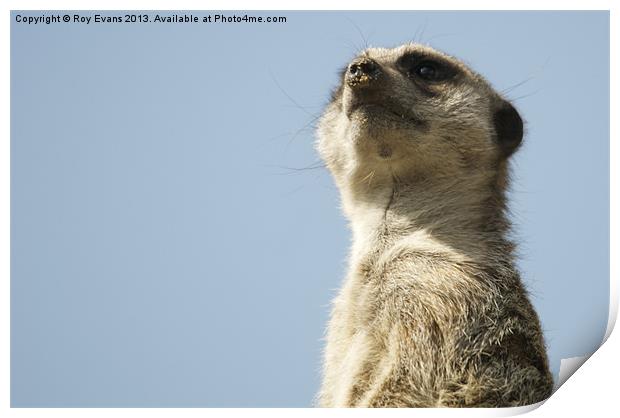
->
(317, 44), (523, 198)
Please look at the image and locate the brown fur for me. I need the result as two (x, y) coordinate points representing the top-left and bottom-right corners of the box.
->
(316, 44), (553, 407)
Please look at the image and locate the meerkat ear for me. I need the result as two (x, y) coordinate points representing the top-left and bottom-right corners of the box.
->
(493, 100), (523, 157)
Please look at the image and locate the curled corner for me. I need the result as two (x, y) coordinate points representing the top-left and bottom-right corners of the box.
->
(554, 354), (592, 391)
(551, 247), (618, 392)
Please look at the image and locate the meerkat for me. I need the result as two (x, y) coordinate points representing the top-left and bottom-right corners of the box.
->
(316, 43), (553, 408)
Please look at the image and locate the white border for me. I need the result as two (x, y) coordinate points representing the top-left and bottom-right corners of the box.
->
(1, 1), (616, 417)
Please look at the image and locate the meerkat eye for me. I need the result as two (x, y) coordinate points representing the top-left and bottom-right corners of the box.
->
(410, 60), (454, 82)
(416, 63), (437, 79)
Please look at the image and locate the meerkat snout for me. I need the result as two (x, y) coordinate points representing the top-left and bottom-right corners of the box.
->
(345, 57), (382, 87)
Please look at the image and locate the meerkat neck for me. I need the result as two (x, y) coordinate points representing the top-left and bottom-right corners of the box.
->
(342, 166), (514, 265)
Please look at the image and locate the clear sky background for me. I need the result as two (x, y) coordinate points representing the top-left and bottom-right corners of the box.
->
(11, 11), (609, 407)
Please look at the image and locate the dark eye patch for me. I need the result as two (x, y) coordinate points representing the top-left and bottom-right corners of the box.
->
(397, 52), (459, 83)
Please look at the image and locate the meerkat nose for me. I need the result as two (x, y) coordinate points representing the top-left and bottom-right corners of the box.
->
(346, 58), (381, 87)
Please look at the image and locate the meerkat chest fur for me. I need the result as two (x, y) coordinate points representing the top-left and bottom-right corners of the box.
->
(316, 44), (553, 408)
